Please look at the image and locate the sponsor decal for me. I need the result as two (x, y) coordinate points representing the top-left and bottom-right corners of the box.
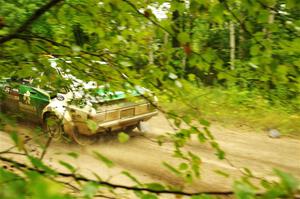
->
(20, 91), (36, 113)
(23, 91), (31, 104)
(4, 86), (11, 93)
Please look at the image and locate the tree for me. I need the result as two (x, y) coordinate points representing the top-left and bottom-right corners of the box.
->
(0, 0), (299, 198)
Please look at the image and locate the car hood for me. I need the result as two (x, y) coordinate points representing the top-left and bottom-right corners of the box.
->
(64, 85), (150, 105)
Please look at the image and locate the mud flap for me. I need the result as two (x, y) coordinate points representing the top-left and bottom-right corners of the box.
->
(138, 122), (149, 133)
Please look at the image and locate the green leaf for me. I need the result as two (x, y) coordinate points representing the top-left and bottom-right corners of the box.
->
(92, 172), (103, 182)
(250, 45), (260, 56)
(177, 32), (190, 44)
(118, 132), (130, 143)
(191, 194), (214, 199)
(242, 168), (254, 177)
(204, 127), (214, 140)
(182, 115), (191, 124)
(93, 151), (114, 168)
(210, 3), (224, 24)
(210, 141), (225, 159)
(188, 73), (196, 81)
(26, 171), (67, 199)
(174, 118), (181, 128)
(145, 183), (165, 191)
(86, 120), (98, 134)
(199, 119), (210, 127)
(59, 161), (76, 173)
(122, 171), (142, 186)
(27, 156), (57, 176)
(120, 61), (133, 67)
(9, 131), (24, 150)
(217, 72), (229, 80)
(0, 168), (26, 199)
(163, 162), (181, 176)
(234, 181), (256, 199)
(188, 151), (201, 163)
(179, 163), (188, 170)
(141, 194), (158, 199)
(257, 10), (269, 23)
(66, 152), (79, 159)
(286, 0), (296, 9)
(197, 132), (207, 143)
(274, 169), (299, 194)
(81, 182), (99, 199)
(214, 170), (229, 178)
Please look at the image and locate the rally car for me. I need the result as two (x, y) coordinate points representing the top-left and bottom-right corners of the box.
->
(0, 77), (158, 145)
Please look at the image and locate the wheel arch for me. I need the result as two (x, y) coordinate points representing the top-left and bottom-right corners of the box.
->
(42, 105), (74, 137)
(41, 104), (68, 122)
(42, 111), (53, 122)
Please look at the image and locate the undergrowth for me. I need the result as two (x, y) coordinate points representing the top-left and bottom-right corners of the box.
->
(162, 84), (300, 137)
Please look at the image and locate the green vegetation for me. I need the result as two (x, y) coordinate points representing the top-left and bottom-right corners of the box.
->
(0, 0), (300, 198)
(164, 83), (300, 136)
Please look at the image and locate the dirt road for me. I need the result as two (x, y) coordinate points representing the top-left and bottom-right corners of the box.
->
(1, 114), (300, 194)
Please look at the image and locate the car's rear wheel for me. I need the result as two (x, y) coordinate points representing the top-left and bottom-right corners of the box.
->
(44, 114), (63, 141)
(137, 122), (149, 133)
(124, 125), (137, 133)
(71, 128), (99, 146)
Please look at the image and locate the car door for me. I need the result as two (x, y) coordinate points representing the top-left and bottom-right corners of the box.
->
(18, 85), (50, 121)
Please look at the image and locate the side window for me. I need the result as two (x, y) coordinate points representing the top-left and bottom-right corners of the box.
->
(1, 82), (19, 112)
(1, 85), (19, 101)
(9, 88), (19, 100)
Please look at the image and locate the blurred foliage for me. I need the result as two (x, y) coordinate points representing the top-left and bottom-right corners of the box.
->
(0, 0), (300, 198)
(162, 80), (300, 136)
(0, 167), (73, 199)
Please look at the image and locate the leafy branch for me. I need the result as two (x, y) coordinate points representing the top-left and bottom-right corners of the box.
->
(0, 156), (234, 197)
(0, 0), (64, 44)
(121, 0), (174, 36)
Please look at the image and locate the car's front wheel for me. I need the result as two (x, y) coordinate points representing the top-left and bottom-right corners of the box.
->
(44, 114), (63, 141)
(71, 128), (99, 145)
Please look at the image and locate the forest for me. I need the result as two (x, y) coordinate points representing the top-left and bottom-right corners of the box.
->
(0, 0), (299, 198)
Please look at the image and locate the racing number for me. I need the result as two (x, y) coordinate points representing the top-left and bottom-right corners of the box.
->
(19, 86), (37, 114)
(23, 91), (31, 104)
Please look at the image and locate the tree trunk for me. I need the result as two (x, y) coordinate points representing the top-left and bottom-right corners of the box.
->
(229, 21), (235, 70)
(164, 32), (169, 47)
(171, 10), (180, 48)
(238, 27), (245, 59)
(263, 9), (275, 39)
(148, 35), (154, 65)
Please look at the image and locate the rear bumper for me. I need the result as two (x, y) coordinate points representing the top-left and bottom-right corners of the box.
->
(97, 111), (158, 132)
(71, 111), (158, 135)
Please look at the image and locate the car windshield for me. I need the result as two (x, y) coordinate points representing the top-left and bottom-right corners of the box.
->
(41, 85), (68, 98)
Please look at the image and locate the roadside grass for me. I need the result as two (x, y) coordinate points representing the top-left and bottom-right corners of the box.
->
(162, 85), (300, 137)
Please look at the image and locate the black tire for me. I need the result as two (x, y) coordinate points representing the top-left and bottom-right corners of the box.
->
(44, 114), (63, 141)
(123, 125), (137, 133)
(137, 122), (149, 133)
